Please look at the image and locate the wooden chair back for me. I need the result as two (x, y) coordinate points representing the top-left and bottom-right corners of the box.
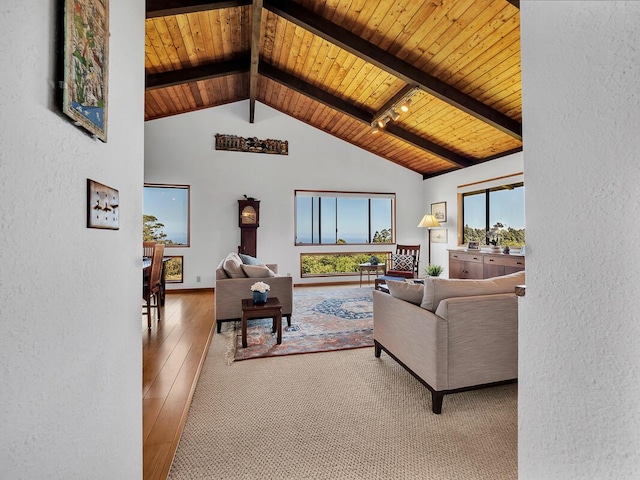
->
(144, 243), (165, 329)
(149, 244), (165, 294)
(143, 241), (156, 258)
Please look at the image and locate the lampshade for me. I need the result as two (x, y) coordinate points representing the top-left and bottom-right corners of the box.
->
(417, 214), (441, 228)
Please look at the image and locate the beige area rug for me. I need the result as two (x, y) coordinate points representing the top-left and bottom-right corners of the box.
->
(168, 330), (517, 480)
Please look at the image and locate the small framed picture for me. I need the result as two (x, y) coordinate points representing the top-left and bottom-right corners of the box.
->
(431, 201), (447, 223)
(467, 241), (479, 250)
(430, 229), (447, 243)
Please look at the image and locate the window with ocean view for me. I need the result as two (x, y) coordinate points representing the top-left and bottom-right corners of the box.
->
(295, 190), (395, 245)
(143, 184), (190, 247)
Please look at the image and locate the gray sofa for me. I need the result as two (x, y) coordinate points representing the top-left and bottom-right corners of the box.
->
(373, 271), (524, 413)
(215, 253), (293, 333)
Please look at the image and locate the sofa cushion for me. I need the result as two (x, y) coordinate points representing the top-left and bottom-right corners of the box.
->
(386, 281), (424, 305)
(391, 253), (414, 271)
(241, 264), (276, 278)
(421, 270), (525, 312)
(239, 253), (263, 265)
(222, 252), (246, 278)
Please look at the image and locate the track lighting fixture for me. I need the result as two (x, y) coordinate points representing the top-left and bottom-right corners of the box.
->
(399, 98), (412, 112)
(370, 87), (418, 134)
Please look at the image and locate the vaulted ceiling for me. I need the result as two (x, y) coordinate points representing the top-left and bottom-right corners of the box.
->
(145, 0), (522, 178)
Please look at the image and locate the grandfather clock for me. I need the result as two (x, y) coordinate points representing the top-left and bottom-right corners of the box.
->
(238, 199), (260, 257)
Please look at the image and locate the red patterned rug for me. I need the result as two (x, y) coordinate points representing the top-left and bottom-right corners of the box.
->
(227, 287), (374, 362)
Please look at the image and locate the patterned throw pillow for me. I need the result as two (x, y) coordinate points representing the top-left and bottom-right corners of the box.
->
(391, 254), (414, 271)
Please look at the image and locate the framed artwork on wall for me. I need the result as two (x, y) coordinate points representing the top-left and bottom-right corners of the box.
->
(87, 179), (119, 229)
(430, 229), (447, 244)
(63, 0), (109, 142)
(431, 201), (447, 223)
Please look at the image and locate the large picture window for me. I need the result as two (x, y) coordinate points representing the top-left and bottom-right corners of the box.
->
(462, 182), (525, 246)
(143, 184), (190, 247)
(295, 190), (395, 245)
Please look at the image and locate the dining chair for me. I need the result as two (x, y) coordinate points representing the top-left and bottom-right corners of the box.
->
(143, 243), (165, 329)
(143, 241), (156, 258)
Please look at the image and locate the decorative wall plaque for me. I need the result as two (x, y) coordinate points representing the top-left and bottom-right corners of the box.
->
(87, 179), (119, 229)
(215, 134), (288, 155)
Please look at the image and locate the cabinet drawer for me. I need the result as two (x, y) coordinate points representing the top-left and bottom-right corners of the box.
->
(483, 255), (525, 269)
(449, 251), (482, 263)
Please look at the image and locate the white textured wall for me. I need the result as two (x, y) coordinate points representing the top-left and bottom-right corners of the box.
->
(422, 152), (524, 274)
(0, 1), (145, 479)
(520, 2), (640, 478)
(144, 101), (424, 286)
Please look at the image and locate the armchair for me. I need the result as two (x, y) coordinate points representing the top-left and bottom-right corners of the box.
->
(380, 244), (421, 282)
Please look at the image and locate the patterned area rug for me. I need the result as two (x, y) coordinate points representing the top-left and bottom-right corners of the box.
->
(227, 287), (374, 361)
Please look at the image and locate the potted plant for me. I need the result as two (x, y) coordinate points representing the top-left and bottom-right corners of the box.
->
(425, 264), (444, 277)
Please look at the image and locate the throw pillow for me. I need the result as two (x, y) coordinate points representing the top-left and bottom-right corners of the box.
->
(421, 270), (525, 312)
(222, 252), (246, 278)
(239, 253), (263, 265)
(391, 254), (414, 271)
(241, 264), (276, 278)
(386, 281), (424, 305)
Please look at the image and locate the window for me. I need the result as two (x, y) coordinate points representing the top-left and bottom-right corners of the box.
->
(143, 184), (190, 247)
(462, 182), (525, 246)
(300, 252), (390, 277)
(165, 256), (184, 283)
(295, 190), (394, 245)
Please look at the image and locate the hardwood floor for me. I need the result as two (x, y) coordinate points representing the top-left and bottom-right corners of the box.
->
(142, 290), (215, 480)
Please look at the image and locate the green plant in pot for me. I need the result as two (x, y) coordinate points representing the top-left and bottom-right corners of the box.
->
(425, 264), (444, 277)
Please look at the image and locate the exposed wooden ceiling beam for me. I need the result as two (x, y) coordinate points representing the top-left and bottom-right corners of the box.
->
(146, 0), (251, 18)
(145, 51), (476, 169)
(248, 0), (263, 123)
(145, 56), (250, 90)
(263, 0), (522, 141)
(259, 62), (474, 169)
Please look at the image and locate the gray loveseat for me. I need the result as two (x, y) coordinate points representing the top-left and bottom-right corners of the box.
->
(215, 253), (293, 333)
(373, 271), (524, 413)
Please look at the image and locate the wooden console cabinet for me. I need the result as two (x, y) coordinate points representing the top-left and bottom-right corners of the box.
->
(448, 249), (525, 279)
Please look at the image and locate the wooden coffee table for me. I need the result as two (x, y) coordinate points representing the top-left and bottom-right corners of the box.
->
(240, 297), (283, 348)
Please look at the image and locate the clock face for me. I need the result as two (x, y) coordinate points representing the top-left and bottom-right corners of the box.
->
(241, 205), (257, 224)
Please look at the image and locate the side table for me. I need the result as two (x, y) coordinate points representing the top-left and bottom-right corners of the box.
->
(240, 297), (283, 348)
(359, 263), (385, 287)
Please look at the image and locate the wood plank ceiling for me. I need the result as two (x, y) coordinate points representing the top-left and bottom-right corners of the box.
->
(145, 0), (522, 178)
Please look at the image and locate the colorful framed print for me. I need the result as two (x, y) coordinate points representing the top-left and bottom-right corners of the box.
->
(63, 0), (109, 142)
